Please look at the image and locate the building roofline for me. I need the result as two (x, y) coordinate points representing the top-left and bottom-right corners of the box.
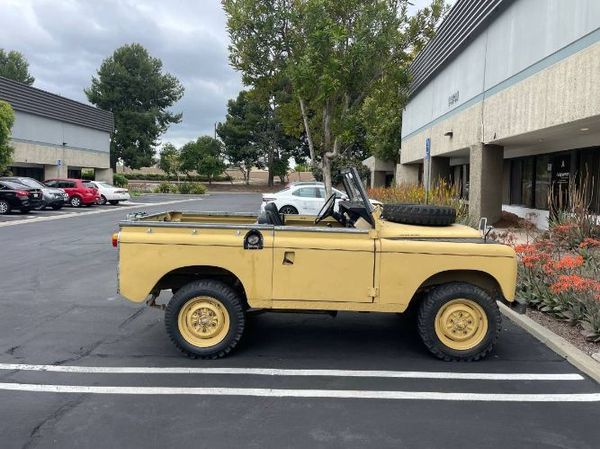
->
(409, 0), (514, 97)
(0, 75), (114, 133)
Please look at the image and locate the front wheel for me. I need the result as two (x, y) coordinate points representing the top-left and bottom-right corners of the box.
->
(165, 280), (245, 359)
(51, 204), (63, 210)
(20, 208), (31, 214)
(417, 282), (500, 361)
(109, 200), (119, 205)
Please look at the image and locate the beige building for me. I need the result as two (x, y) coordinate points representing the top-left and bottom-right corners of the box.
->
(0, 76), (113, 182)
(397, 0), (600, 224)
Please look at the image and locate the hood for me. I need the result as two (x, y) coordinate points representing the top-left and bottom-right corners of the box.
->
(377, 218), (481, 240)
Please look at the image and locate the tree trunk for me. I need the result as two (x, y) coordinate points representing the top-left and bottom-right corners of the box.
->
(245, 168), (251, 185)
(298, 97), (316, 167)
(267, 146), (274, 187)
(322, 156), (333, 198)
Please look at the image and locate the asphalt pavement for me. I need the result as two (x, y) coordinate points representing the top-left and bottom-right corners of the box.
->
(1, 193), (599, 449)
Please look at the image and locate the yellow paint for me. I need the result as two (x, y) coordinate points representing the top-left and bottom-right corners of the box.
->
(178, 297), (230, 347)
(117, 211), (517, 313)
(434, 298), (488, 350)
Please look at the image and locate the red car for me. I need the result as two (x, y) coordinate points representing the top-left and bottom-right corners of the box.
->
(43, 178), (100, 207)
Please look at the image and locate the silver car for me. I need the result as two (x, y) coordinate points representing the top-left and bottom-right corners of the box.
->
(0, 177), (68, 210)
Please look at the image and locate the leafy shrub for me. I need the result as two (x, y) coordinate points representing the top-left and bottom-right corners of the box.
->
(516, 214), (600, 342)
(177, 182), (206, 194)
(123, 173), (230, 182)
(155, 182), (178, 193)
(113, 173), (129, 188)
(368, 179), (470, 224)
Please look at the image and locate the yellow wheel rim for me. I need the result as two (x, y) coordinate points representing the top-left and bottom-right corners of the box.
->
(434, 299), (488, 351)
(178, 297), (230, 348)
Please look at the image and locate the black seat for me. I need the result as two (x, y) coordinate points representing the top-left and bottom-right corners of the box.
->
(264, 202), (284, 226)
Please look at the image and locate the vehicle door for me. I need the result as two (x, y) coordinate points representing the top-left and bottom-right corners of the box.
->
(291, 186), (324, 215)
(272, 226), (375, 303)
(58, 181), (77, 197)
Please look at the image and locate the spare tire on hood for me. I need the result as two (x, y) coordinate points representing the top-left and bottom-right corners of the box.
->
(382, 203), (456, 226)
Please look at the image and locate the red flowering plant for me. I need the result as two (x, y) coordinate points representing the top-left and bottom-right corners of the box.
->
(516, 213), (600, 342)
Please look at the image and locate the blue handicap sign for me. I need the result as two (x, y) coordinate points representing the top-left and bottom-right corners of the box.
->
(425, 138), (431, 161)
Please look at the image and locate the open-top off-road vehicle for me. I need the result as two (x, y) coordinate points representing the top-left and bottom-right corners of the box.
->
(115, 168), (519, 361)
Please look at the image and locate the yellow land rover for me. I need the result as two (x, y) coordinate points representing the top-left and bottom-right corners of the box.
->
(115, 168), (519, 361)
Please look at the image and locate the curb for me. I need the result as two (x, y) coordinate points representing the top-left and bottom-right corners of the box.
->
(499, 302), (600, 384)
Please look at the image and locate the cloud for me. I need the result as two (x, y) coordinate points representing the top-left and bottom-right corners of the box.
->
(0, 0), (243, 146)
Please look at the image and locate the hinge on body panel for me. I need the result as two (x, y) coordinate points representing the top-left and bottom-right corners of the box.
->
(368, 287), (378, 298)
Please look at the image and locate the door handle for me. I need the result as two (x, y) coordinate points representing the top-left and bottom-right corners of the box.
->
(283, 251), (295, 265)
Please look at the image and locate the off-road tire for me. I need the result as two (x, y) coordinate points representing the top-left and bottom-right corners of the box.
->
(382, 203), (456, 226)
(417, 282), (501, 361)
(165, 280), (245, 359)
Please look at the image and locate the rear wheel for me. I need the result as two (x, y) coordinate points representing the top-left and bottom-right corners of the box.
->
(51, 204), (63, 210)
(69, 196), (82, 207)
(165, 280), (245, 359)
(279, 205), (298, 214)
(417, 282), (500, 361)
(20, 208), (31, 214)
(98, 195), (107, 205)
(0, 200), (10, 215)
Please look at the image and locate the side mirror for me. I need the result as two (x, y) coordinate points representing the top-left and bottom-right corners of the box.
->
(479, 217), (493, 241)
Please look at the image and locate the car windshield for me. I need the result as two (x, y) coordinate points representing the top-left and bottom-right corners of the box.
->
(16, 178), (44, 188)
(342, 168), (373, 212)
(2, 180), (29, 190)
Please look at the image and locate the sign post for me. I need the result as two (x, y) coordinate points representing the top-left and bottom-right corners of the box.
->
(425, 138), (431, 204)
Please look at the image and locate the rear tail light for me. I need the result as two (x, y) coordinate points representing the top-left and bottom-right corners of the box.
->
(112, 232), (119, 248)
(16, 190), (28, 197)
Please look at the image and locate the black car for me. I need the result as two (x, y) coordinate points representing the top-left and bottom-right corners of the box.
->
(1, 176), (68, 210)
(0, 180), (44, 214)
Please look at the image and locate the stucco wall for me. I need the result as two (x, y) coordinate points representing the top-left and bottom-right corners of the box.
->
(11, 111), (110, 153)
(12, 140), (110, 169)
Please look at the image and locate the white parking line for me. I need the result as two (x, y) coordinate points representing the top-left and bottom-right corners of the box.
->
(0, 363), (584, 381)
(0, 383), (598, 402)
(0, 198), (199, 228)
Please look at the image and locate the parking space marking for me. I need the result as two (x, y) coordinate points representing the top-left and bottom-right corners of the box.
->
(0, 363), (584, 381)
(0, 198), (199, 227)
(0, 382), (598, 401)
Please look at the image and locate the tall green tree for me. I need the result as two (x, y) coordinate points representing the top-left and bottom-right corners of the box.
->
(179, 136), (226, 184)
(158, 143), (182, 181)
(224, 0), (446, 194)
(217, 90), (267, 184)
(0, 50), (35, 85)
(0, 100), (15, 175)
(85, 43), (184, 170)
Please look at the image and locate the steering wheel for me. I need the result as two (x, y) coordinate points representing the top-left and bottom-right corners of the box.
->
(314, 193), (337, 224)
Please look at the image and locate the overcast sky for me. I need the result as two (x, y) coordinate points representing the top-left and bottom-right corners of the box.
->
(0, 0), (453, 148)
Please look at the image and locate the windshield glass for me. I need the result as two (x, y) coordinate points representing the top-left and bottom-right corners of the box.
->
(17, 178), (44, 188)
(342, 168), (373, 212)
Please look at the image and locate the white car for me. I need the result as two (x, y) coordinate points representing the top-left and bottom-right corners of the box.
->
(261, 183), (349, 215)
(88, 181), (131, 205)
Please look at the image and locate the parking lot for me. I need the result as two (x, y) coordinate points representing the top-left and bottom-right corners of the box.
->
(1, 192), (599, 449)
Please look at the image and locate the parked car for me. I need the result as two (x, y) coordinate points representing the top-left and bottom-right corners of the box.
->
(87, 181), (131, 205)
(261, 182), (381, 215)
(43, 178), (100, 207)
(1, 176), (68, 210)
(0, 180), (44, 214)
(115, 168), (519, 361)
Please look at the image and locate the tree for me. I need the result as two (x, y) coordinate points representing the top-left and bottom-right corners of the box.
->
(224, 0), (446, 195)
(0, 100), (15, 175)
(0, 50), (35, 85)
(179, 136), (226, 184)
(158, 143), (182, 181)
(85, 43), (184, 170)
(217, 90), (267, 184)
